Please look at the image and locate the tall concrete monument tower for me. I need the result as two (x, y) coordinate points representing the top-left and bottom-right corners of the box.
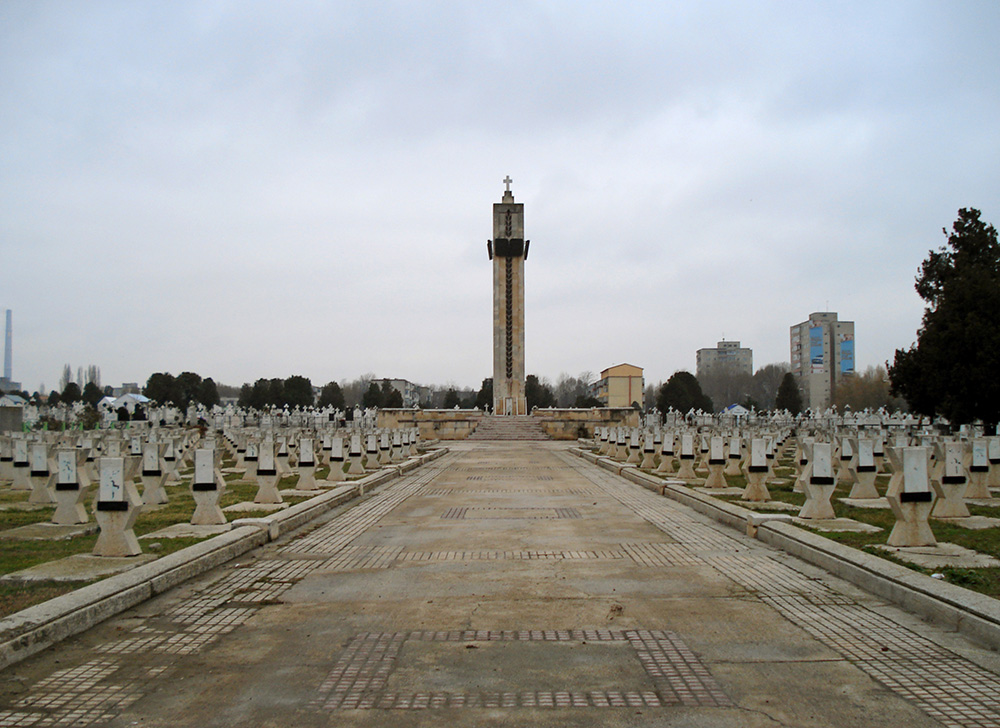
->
(488, 176), (529, 415)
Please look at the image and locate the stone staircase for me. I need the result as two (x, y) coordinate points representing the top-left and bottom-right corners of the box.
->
(468, 415), (551, 441)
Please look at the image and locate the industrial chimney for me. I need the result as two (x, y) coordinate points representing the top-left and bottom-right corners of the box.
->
(3, 310), (10, 382)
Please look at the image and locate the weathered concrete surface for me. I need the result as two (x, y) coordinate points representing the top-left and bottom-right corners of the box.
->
(2, 442), (1000, 727)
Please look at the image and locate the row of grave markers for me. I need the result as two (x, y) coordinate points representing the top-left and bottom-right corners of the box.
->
(594, 425), (1000, 546)
(0, 424), (421, 557)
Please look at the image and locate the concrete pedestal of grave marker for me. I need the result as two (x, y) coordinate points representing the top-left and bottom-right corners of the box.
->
(364, 434), (380, 472)
(191, 487), (227, 525)
(296, 464), (318, 490)
(51, 449), (88, 525)
(52, 485), (88, 525)
(836, 439), (855, 485)
(655, 451), (675, 475)
(295, 438), (319, 490)
(254, 473), (282, 504)
(327, 459), (346, 482)
(704, 462), (727, 489)
(931, 478), (971, 519)
(162, 457), (180, 484)
(792, 463), (807, 493)
(931, 442), (971, 519)
(27, 445), (55, 505)
(190, 447), (227, 525)
(191, 481), (226, 524)
(799, 481), (837, 520)
(723, 444), (743, 477)
(348, 435), (365, 475)
(886, 499), (937, 547)
(968, 468), (991, 499)
(703, 437), (727, 488)
(597, 433), (610, 457)
(742, 468), (771, 502)
(848, 468), (880, 499)
(988, 437), (1000, 487)
(10, 439), (30, 491)
(639, 444), (656, 471)
(140, 470), (169, 505)
(93, 480), (143, 558)
(676, 456), (696, 480)
(28, 471), (56, 504)
(11, 462), (30, 490)
(797, 446), (837, 520)
(885, 446), (937, 547)
(626, 439), (641, 465)
(967, 440), (991, 499)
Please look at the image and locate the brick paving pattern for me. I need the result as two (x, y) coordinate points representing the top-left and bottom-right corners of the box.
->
(312, 629), (731, 711)
(4, 446), (1000, 726)
(554, 450), (1000, 728)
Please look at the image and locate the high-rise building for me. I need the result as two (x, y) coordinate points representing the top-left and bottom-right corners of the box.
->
(696, 340), (753, 378)
(790, 312), (855, 411)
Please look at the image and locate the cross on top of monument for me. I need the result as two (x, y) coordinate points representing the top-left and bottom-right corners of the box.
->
(503, 175), (512, 192)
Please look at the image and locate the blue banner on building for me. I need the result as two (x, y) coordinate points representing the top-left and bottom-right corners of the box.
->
(809, 326), (824, 373)
(840, 335), (855, 374)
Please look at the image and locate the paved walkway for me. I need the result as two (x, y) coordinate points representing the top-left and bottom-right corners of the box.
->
(4, 442), (1000, 726)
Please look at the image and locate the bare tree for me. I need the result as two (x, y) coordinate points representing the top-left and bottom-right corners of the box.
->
(59, 364), (72, 391)
(834, 365), (907, 413)
(749, 363), (789, 410)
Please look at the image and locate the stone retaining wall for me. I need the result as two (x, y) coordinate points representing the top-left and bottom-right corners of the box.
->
(378, 407), (639, 441)
(377, 409), (485, 440)
(532, 408), (640, 440)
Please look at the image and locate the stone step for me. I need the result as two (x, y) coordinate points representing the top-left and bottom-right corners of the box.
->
(468, 416), (551, 441)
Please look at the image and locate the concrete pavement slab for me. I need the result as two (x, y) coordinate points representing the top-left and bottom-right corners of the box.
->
(1, 442), (999, 727)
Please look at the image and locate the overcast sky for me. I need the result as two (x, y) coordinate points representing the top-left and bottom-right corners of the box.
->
(2, 1), (998, 394)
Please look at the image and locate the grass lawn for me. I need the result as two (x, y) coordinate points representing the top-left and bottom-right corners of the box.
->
(0, 455), (339, 617)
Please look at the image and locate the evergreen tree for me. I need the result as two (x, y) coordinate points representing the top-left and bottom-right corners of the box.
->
(379, 381), (402, 408)
(383, 387), (404, 408)
(81, 381), (104, 408)
(318, 381), (346, 409)
(656, 371), (712, 413)
(238, 383), (253, 408)
(889, 208), (1000, 426)
(284, 375), (314, 408)
(199, 378), (221, 408)
(266, 378), (285, 408)
(774, 373), (803, 415)
(144, 372), (180, 405)
(176, 372), (203, 409)
(362, 382), (383, 408)
(61, 382), (82, 405)
(474, 378), (493, 410)
(443, 388), (461, 408)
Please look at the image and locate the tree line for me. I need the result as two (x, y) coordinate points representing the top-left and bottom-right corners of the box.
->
(31, 210), (1000, 430)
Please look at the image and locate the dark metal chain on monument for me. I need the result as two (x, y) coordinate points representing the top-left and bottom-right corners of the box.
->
(506, 259), (513, 378)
